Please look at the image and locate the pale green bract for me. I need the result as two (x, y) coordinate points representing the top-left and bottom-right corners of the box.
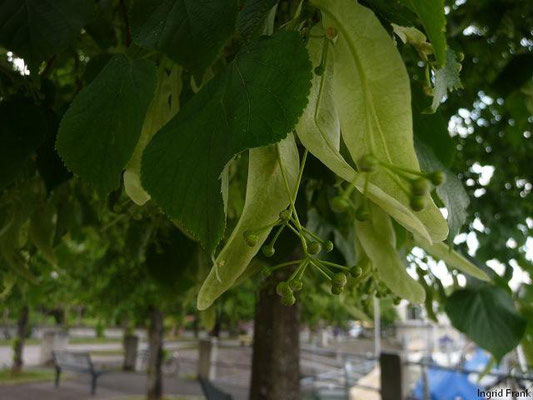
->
(310, 0), (448, 243)
(296, 25), (433, 243)
(356, 204), (426, 304)
(197, 135), (299, 310)
(124, 64), (182, 205)
(414, 236), (491, 282)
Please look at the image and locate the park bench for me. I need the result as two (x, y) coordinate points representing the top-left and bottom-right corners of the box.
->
(198, 376), (234, 400)
(52, 350), (108, 395)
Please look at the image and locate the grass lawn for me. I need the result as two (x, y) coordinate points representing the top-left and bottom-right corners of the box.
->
(90, 349), (124, 356)
(0, 338), (40, 346)
(0, 368), (55, 385)
(0, 336), (123, 347)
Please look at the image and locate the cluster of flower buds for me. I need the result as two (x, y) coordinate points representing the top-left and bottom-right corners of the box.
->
(329, 154), (446, 215)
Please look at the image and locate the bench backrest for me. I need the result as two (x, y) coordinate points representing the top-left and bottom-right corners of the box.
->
(53, 351), (94, 373)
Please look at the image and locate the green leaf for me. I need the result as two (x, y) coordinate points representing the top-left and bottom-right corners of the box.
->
(142, 32), (312, 252)
(0, 183), (40, 284)
(296, 25), (433, 243)
(0, 0), (93, 71)
(312, 0), (448, 243)
(237, 0), (279, 40)
(0, 100), (47, 190)
(29, 203), (57, 266)
(197, 135), (299, 310)
(403, 0), (447, 66)
(130, 0), (238, 78)
(445, 286), (527, 361)
(412, 82), (454, 166)
(492, 54), (533, 97)
(356, 204), (426, 304)
(83, 53), (113, 85)
(56, 55), (157, 195)
(362, 0), (418, 27)
(438, 170), (468, 241)
(0, 272), (16, 299)
(415, 140), (469, 240)
(85, 0), (116, 50)
(414, 237), (490, 282)
(35, 112), (72, 192)
(124, 63), (182, 206)
(429, 49), (462, 112)
(145, 225), (197, 293)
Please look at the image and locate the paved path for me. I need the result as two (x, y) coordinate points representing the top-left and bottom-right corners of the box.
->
(0, 371), (248, 400)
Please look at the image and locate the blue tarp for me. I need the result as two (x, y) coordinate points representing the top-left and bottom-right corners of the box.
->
(464, 349), (491, 371)
(413, 365), (484, 400)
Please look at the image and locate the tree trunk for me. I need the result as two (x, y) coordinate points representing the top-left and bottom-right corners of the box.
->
(2, 308), (10, 339)
(11, 306), (29, 374)
(147, 308), (164, 400)
(250, 280), (300, 400)
(210, 314), (221, 338)
(192, 316), (199, 338)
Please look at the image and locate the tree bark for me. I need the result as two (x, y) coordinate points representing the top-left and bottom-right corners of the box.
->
(147, 308), (164, 400)
(250, 279), (300, 400)
(11, 306), (29, 374)
(210, 314), (221, 338)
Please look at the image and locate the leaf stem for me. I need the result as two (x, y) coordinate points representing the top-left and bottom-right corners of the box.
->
(289, 259), (308, 281)
(298, 224), (324, 244)
(268, 223), (286, 247)
(269, 259), (303, 273)
(310, 259), (332, 280)
(320, 260), (350, 271)
(276, 144), (308, 252)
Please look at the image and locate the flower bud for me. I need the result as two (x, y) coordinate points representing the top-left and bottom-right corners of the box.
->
(331, 285), (343, 295)
(262, 245), (275, 257)
(358, 154), (379, 173)
(281, 294), (296, 306)
(279, 209), (291, 221)
(429, 170), (445, 186)
(244, 232), (258, 247)
(276, 281), (292, 297)
(411, 177), (431, 196)
(307, 241), (322, 255)
(349, 266), (363, 277)
(332, 272), (347, 287)
(355, 205), (369, 221)
(330, 196), (349, 213)
(324, 240), (334, 253)
(410, 195), (427, 211)
(290, 280), (303, 291)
